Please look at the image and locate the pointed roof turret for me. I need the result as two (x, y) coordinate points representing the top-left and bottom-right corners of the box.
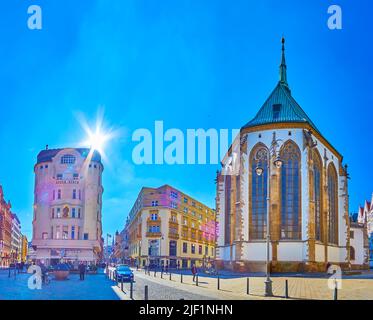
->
(279, 37), (289, 89)
(242, 38), (321, 136)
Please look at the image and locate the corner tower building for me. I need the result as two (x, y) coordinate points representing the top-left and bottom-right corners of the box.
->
(32, 147), (104, 265)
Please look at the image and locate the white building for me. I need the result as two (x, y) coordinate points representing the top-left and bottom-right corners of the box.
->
(215, 39), (365, 272)
(349, 217), (369, 268)
(32, 147), (104, 265)
(357, 194), (373, 267)
(11, 213), (21, 262)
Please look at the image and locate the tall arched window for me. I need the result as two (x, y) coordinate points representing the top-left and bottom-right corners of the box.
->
(327, 163), (338, 245)
(313, 150), (322, 241)
(280, 141), (301, 240)
(250, 145), (268, 240)
(224, 175), (232, 245)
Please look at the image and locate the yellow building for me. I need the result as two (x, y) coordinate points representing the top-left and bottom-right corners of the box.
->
(126, 185), (216, 269)
(21, 235), (28, 263)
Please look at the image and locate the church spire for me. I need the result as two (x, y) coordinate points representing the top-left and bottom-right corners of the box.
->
(279, 37), (289, 89)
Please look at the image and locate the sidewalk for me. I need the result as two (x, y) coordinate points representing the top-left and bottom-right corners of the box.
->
(120, 268), (373, 300)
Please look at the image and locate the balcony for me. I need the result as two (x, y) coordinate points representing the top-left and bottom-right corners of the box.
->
(146, 232), (162, 238)
(169, 233), (179, 240)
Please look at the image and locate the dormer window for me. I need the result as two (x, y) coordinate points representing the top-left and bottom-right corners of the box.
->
(61, 154), (76, 164)
(273, 104), (282, 120)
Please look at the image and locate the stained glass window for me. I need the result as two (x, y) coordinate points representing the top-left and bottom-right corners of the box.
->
(328, 163), (338, 245)
(313, 150), (322, 241)
(280, 141), (301, 240)
(250, 146), (268, 240)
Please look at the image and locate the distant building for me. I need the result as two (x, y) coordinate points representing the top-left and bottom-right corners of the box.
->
(0, 186), (12, 267)
(126, 185), (216, 269)
(21, 235), (28, 263)
(11, 213), (22, 263)
(32, 147), (104, 265)
(349, 214), (369, 268)
(357, 194), (373, 267)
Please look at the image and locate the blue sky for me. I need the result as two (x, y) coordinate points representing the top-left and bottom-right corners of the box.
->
(0, 0), (372, 240)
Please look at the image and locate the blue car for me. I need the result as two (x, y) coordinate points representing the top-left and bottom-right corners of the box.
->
(114, 265), (134, 282)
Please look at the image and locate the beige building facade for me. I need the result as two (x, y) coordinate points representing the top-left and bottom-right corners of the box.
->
(126, 185), (216, 269)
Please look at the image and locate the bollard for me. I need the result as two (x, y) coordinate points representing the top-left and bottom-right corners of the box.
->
(285, 279), (289, 299)
(181, 273), (183, 283)
(169, 272), (172, 281)
(334, 286), (338, 300)
(121, 279), (124, 292)
(246, 278), (249, 295)
(196, 274), (198, 286)
(154, 270), (156, 277)
(144, 285), (149, 300)
(161, 271), (163, 279)
(130, 280), (134, 299)
(217, 276), (220, 290)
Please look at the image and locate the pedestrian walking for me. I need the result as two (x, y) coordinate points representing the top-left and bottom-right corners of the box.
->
(177, 261), (180, 271)
(191, 264), (197, 282)
(79, 262), (86, 281)
(165, 262), (169, 274)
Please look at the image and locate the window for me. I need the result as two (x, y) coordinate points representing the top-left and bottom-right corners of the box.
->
(83, 233), (89, 240)
(170, 191), (178, 198)
(150, 213), (158, 221)
(73, 173), (79, 180)
(224, 174), (232, 244)
(53, 190), (55, 200)
(57, 189), (61, 199)
(183, 218), (188, 226)
(198, 245), (202, 255)
(148, 225), (160, 233)
(72, 208), (76, 218)
(183, 207), (188, 214)
(151, 200), (158, 207)
(350, 231), (354, 239)
(183, 242), (188, 253)
(272, 104), (281, 119)
(280, 141), (301, 240)
(57, 174), (63, 181)
(170, 201), (178, 209)
(56, 208), (61, 218)
(313, 150), (323, 241)
(184, 197), (188, 203)
(328, 163), (338, 245)
(56, 226), (61, 239)
(250, 145), (268, 240)
(205, 246), (208, 256)
(211, 248), (214, 256)
(62, 226), (68, 239)
(73, 189), (76, 199)
(169, 241), (177, 256)
(71, 226), (75, 239)
(78, 208), (81, 218)
(61, 154), (76, 164)
(350, 246), (355, 260)
(51, 208), (55, 218)
(79, 190), (81, 200)
(191, 201), (196, 207)
(42, 232), (48, 240)
(191, 244), (196, 254)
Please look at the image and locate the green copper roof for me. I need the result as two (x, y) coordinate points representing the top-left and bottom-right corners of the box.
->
(242, 38), (321, 135)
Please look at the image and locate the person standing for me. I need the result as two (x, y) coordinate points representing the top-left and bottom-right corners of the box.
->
(191, 264), (197, 282)
(165, 261), (169, 274)
(79, 262), (86, 281)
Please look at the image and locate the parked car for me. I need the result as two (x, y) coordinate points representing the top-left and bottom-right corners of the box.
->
(114, 265), (134, 282)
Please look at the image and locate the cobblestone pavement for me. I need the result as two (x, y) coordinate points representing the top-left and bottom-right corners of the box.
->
(0, 269), (120, 300)
(116, 268), (373, 300)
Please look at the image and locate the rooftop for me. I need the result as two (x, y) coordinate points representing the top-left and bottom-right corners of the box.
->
(36, 147), (102, 164)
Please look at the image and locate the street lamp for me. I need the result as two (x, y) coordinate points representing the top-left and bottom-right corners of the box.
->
(255, 132), (283, 297)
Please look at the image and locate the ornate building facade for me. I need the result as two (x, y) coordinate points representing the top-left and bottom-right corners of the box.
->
(215, 39), (363, 272)
(126, 185), (216, 269)
(32, 147), (104, 265)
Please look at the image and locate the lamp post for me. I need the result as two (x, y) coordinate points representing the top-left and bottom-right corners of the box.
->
(255, 132), (283, 297)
